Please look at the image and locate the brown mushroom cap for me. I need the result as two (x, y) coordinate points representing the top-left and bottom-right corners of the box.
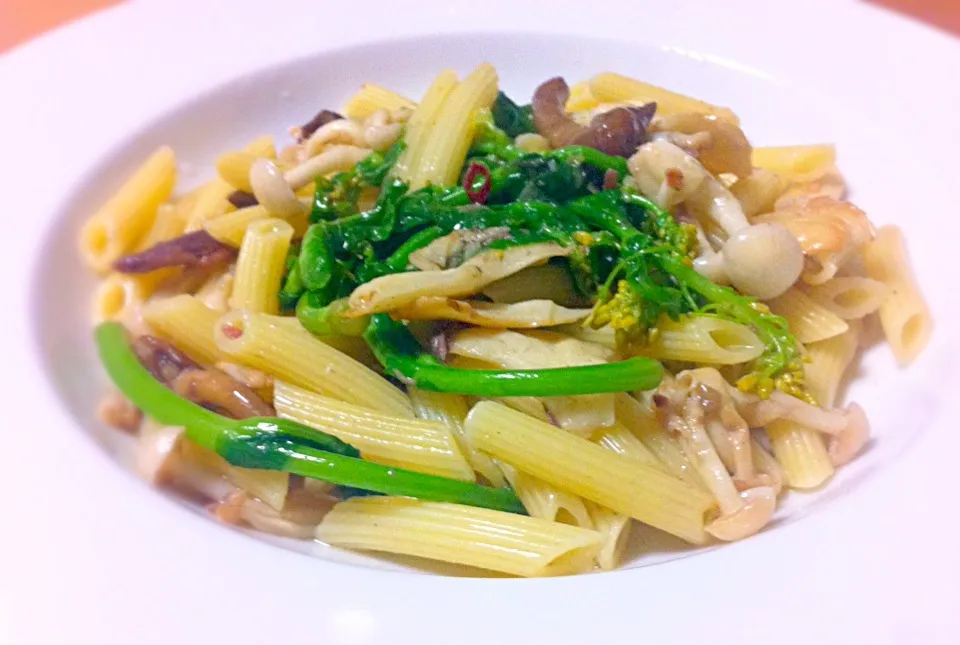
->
(532, 76), (656, 157)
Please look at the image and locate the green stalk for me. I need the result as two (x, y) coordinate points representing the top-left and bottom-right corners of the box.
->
(364, 314), (664, 396)
(95, 323), (525, 514)
(296, 296), (369, 337)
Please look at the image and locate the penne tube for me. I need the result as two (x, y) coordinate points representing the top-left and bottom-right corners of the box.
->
(214, 310), (413, 417)
(804, 277), (890, 320)
(136, 203), (187, 251)
(204, 204), (308, 248)
(409, 388), (505, 487)
(642, 315), (764, 365)
(614, 394), (705, 489)
(766, 287), (849, 344)
(141, 294), (221, 364)
(765, 419), (834, 490)
(565, 80), (600, 112)
(216, 151), (260, 192)
(495, 396), (552, 423)
(413, 63), (499, 188)
(91, 272), (157, 331)
(751, 145), (836, 181)
(464, 401), (715, 544)
(343, 84), (417, 120)
(80, 146), (177, 273)
(185, 177), (236, 232)
(229, 219), (294, 314)
(592, 421), (660, 466)
(242, 134), (277, 158)
(861, 225), (932, 365)
(450, 327), (615, 435)
(589, 72), (739, 124)
(730, 169), (787, 218)
(215, 135), (278, 192)
(481, 265), (585, 307)
(389, 297), (591, 328)
(316, 496), (603, 577)
(805, 327), (859, 408)
(193, 269), (234, 313)
(274, 381), (473, 481)
(392, 69), (458, 182)
(179, 438), (289, 511)
(348, 243), (572, 315)
(585, 502), (633, 571)
(498, 463), (593, 529)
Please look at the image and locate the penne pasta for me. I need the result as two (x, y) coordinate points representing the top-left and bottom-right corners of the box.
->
(804, 277), (890, 320)
(204, 204), (308, 248)
(861, 225), (932, 365)
(495, 396), (552, 423)
(229, 219), (294, 314)
(765, 419), (834, 490)
(585, 502), (633, 571)
(274, 381), (474, 481)
(243, 134), (277, 159)
(805, 327), (860, 408)
(193, 269), (234, 313)
(592, 421), (660, 466)
(751, 145), (836, 181)
(730, 168), (788, 218)
(614, 394), (705, 489)
(214, 311), (414, 417)
(392, 69), (458, 182)
(412, 63), (498, 188)
(215, 134), (278, 192)
(316, 496), (603, 577)
(498, 463), (594, 529)
(589, 72), (739, 124)
(343, 84), (417, 120)
(136, 203), (187, 251)
(390, 297), (591, 328)
(642, 315), (764, 365)
(141, 294), (222, 364)
(216, 151), (261, 193)
(185, 177), (236, 232)
(408, 388), (506, 487)
(179, 438), (289, 511)
(80, 146), (177, 273)
(91, 272), (156, 332)
(464, 401), (716, 544)
(766, 287), (849, 344)
(450, 328), (616, 435)
(347, 243), (572, 315)
(481, 265), (585, 307)
(565, 80), (600, 112)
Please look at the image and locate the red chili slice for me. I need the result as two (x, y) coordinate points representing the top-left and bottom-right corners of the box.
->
(463, 161), (492, 204)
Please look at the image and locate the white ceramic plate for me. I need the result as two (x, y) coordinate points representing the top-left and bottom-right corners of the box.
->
(2, 0), (959, 642)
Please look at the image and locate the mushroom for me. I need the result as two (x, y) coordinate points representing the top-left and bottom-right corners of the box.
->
(113, 230), (234, 274)
(249, 158), (304, 218)
(294, 109), (343, 143)
(170, 368), (274, 419)
(827, 402), (870, 467)
(705, 486), (777, 541)
(719, 222), (805, 299)
(651, 113), (753, 178)
(136, 422), (186, 485)
(131, 335), (199, 384)
(251, 146), (373, 218)
(532, 77), (655, 157)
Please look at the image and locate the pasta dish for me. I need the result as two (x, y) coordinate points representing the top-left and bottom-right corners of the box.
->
(81, 64), (931, 576)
